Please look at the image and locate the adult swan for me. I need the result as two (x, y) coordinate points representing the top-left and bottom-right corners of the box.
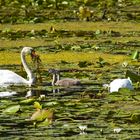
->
(0, 47), (36, 87)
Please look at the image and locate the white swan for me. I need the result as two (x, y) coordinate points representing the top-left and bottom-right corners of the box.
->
(49, 69), (81, 87)
(0, 47), (36, 87)
(109, 77), (133, 93)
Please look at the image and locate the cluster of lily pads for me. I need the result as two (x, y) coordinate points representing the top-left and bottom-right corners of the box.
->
(1, 27), (140, 40)
(0, 0), (140, 23)
(0, 28), (122, 39)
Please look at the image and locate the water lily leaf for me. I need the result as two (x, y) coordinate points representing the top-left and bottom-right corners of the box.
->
(60, 60), (69, 64)
(133, 95), (140, 101)
(71, 45), (81, 51)
(34, 101), (42, 109)
(37, 118), (53, 127)
(125, 70), (140, 82)
(91, 44), (100, 50)
(45, 101), (59, 106)
(3, 105), (20, 114)
(131, 50), (139, 60)
(106, 110), (116, 119)
(78, 61), (92, 68)
(30, 109), (53, 123)
(20, 98), (35, 104)
(96, 57), (109, 67)
(2, 28), (12, 33)
(131, 113), (140, 123)
(118, 88), (132, 95)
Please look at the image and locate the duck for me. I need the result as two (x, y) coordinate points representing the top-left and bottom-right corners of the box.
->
(0, 47), (36, 87)
(48, 69), (81, 87)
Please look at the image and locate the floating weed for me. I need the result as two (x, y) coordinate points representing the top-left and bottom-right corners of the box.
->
(96, 57), (110, 67)
(78, 61), (92, 68)
(31, 52), (43, 83)
(60, 60), (69, 64)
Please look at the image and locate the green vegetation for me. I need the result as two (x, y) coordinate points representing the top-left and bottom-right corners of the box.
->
(0, 0), (140, 139)
(0, 0), (140, 23)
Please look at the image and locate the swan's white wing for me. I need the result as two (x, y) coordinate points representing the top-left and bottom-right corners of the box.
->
(109, 79), (122, 92)
(119, 79), (133, 89)
(109, 78), (133, 93)
(0, 70), (28, 86)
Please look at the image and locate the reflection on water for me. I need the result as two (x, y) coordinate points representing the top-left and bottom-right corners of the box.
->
(0, 88), (48, 98)
(0, 91), (17, 97)
(0, 79), (139, 139)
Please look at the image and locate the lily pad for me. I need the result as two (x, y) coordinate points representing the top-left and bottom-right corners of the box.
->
(78, 61), (92, 68)
(20, 98), (35, 104)
(131, 113), (140, 123)
(3, 105), (20, 114)
(131, 50), (139, 60)
(126, 70), (140, 82)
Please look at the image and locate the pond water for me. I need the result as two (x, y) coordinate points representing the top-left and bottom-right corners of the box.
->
(0, 65), (140, 140)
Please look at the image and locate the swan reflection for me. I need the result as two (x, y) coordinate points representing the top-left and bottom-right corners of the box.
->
(0, 89), (47, 98)
(0, 91), (17, 97)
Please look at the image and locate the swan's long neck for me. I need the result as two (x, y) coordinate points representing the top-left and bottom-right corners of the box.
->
(21, 51), (35, 85)
(57, 73), (60, 81)
(52, 74), (57, 86)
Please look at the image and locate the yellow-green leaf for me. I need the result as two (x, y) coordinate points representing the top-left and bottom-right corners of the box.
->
(30, 109), (53, 122)
(3, 105), (20, 114)
(34, 101), (42, 109)
(20, 98), (35, 104)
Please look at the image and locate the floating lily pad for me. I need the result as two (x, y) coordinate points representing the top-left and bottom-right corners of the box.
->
(126, 70), (140, 82)
(131, 50), (139, 60)
(78, 61), (92, 68)
(20, 98), (35, 104)
(3, 105), (20, 114)
(130, 113), (140, 123)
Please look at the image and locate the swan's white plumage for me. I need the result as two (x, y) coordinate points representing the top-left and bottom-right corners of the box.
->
(109, 78), (133, 93)
(0, 70), (28, 86)
(0, 47), (35, 87)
